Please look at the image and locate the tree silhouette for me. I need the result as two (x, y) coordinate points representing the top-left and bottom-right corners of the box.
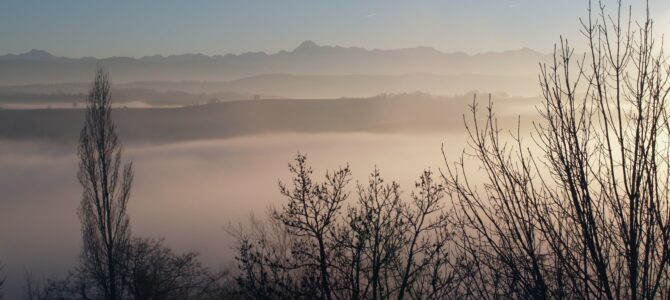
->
(21, 67), (232, 300)
(443, 0), (670, 298)
(77, 66), (133, 300)
(0, 264), (4, 299)
(351, 169), (405, 300)
(233, 156), (461, 299)
(125, 237), (229, 300)
(272, 154), (351, 300)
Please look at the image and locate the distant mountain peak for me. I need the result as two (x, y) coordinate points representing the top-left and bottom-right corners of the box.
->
(23, 49), (54, 58)
(517, 47), (542, 55)
(294, 40), (320, 52)
(27, 49), (49, 54)
(0, 49), (60, 62)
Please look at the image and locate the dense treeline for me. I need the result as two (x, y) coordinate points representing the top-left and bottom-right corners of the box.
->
(8, 0), (670, 299)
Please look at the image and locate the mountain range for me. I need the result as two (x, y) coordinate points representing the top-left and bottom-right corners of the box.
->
(0, 41), (549, 86)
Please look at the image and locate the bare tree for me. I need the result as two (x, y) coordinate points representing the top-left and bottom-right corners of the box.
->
(443, 0), (670, 299)
(396, 170), (453, 300)
(230, 214), (303, 299)
(77, 67), (133, 300)
(233, 156), (463, 299)
(347, 169), (457, 299)
(272, 154), (351, 300)
(443, 99), (556, 299)
(352, 169), (405, 300)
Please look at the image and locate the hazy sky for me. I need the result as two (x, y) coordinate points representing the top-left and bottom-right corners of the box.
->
(2, 0), (670, 57)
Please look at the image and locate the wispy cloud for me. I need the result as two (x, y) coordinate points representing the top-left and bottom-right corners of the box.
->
(509, 3), (521, 8)
(364, 12), (377, 18)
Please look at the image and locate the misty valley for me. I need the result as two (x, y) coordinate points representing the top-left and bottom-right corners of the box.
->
(0, 88), (534, 298)
(4, 1), (670, 299)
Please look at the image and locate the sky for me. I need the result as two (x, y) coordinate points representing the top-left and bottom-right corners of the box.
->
(1, 0), (670, 57)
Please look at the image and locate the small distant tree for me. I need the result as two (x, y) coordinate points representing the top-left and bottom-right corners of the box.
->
(24, 238), (231, 300)
(125, 237), (228, 300)
(0, 264), (4, 299)
(77, 66), (133, 300)
(24, 269), (96, 300)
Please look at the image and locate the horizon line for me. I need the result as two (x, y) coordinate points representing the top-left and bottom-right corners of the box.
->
(0, 40), (546, 60)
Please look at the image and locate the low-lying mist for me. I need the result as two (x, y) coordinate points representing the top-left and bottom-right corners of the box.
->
(0, 132), (472, 298)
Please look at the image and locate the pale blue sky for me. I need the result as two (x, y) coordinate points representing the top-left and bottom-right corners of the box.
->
(1, 0), (669, 57)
